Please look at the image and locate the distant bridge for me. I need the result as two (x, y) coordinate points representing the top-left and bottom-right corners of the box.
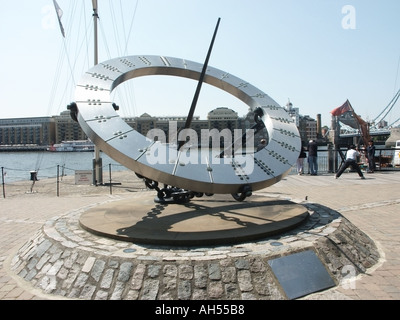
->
(340, 127), (391, 138)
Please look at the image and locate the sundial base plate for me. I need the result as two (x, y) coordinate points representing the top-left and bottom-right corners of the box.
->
(79, 191), (309, 246)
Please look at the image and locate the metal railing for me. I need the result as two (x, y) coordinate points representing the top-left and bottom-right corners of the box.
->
(290, 147), (400, 175)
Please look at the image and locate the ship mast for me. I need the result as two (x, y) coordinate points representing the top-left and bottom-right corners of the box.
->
(92, 0), (103, 185)
(92, 0), (98, 65)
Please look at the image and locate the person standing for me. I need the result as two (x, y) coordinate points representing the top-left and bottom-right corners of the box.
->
(366, 140), (376, 173)
(335, 145), (365, 179)
(308, 139), (318, 175)
(296, 141), (307, 175)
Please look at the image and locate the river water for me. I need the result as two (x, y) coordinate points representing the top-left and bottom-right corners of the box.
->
(0, 151), (128, 183)
(1, 146), (396, 183)
(0, 149), (329, 183)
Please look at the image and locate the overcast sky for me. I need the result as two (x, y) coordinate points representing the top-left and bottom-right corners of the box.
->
(1, 0), (399, 127)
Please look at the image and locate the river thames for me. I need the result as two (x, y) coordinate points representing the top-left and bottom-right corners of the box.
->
(1, 146), (397, 183)
(1, 149), (329, 183)
(0, 151), (128, 183)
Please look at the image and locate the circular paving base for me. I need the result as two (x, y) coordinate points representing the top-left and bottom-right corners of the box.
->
(79, 193), (309, 246)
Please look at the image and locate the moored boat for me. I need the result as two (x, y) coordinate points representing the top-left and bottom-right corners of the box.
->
(47, 140), (95, 152)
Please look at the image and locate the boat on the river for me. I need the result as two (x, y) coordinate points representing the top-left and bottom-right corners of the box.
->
(47, 140), (95, 152)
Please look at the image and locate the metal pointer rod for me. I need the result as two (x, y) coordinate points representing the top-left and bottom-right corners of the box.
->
(178, 17), (221, 150)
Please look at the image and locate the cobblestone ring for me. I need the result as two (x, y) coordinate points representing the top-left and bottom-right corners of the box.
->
(74, 55), (301, 194)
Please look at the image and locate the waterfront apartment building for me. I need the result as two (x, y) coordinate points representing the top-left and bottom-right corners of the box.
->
(299, 115), (318, 143)
(0, 106), (319, 147)
(123, 113), (209, 145)
(0, 116), (55, 146)
(285, 100), (318, 143)
(53, 111), (89, 143)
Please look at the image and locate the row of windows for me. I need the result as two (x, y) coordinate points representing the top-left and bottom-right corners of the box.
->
(0, 112), (318, 145)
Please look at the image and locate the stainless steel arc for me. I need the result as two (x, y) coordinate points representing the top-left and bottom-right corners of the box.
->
(75, 55), (301, 194)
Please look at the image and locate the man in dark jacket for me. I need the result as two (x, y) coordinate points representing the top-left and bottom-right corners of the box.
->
(366, 140), (376, 173)
(308, 140), (318, 175)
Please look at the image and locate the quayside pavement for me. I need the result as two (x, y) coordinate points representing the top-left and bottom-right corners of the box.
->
(0, 170), (399, 300)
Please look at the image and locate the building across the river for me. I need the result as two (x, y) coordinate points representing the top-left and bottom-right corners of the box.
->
(0, 104), (321, 148)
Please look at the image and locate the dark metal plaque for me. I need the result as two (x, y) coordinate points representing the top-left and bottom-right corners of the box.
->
(268, 250), (336, 299)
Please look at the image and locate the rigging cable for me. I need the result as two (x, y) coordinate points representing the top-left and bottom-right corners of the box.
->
(121, 0), (139, 117)
(387, 90), (400, 127)
(372, 51), (400, 125)
(388, 116), (400, 127)
(47, 1), (93, 170)
(123, 0), (139, 56)
(394, 52), (400, 97)
(372, 87), (400, 124)
(39, 1), (81, 179)
(390, 52), (400, 127)
(109, 0), (123, 57)
(99, 0), (139, 117)
(380, 88), (400, 124)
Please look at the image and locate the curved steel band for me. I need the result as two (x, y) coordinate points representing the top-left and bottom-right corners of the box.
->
(75, 55), (301, 194)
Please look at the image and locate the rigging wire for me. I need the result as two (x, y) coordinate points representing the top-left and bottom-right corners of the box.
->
(44, 0), (94, 172)
(109, 1), (123, 57)
(99, 16), (111, 59)
(39, 1), (81, 177)
(387, 90), (400, 127)
(119, 0), (128, 55)
(46, 41), (66, 116)
(123, 0), (139, 56)
(394, 52), (400, 96)
(51, 0), (93, 116)
(45, 0), (140, 164)
(120, 0), (139, 117)
(371, 51), (400, 126)
(98, 0), (139, 117)
(390, 52), (400, 127)
(372, 87), (400, 124)
(48, 0), (81, 116)
(388, 116), (400, 127)
(382, 89), (400, 123)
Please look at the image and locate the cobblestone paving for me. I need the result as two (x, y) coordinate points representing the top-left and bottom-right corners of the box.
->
(8, 193), (376, 300)
(2, 171), (399, 300)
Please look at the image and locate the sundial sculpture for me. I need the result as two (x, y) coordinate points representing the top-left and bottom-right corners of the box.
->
(69, 19), (301, 203)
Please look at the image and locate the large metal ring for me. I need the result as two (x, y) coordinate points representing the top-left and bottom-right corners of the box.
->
(75, 55), (300, 194)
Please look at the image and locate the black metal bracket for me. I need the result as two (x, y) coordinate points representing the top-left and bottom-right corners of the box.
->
(231, 184), (252, 202)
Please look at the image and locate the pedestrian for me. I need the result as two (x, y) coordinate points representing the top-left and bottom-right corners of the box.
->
(308, 139), (318, 175)
(335, 144), (365, 179)
(366, 139), (376, 173)
(296, 141), (307, 175)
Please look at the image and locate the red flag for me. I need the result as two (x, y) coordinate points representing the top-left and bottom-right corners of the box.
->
(330, 99), (352, 116)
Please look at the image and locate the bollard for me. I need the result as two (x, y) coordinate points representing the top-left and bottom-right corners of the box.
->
(30, 171), (38, 181)
(109, 163), (112, 195)
(1, 167), (5, 198)
(57, 165), (60, 197)
(30, 170), (38, 193)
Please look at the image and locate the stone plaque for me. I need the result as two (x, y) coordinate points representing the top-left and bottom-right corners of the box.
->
(268, 250), (336, 299)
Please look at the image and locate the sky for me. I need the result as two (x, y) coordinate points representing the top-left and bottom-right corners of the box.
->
(1, 0), (399, 128)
